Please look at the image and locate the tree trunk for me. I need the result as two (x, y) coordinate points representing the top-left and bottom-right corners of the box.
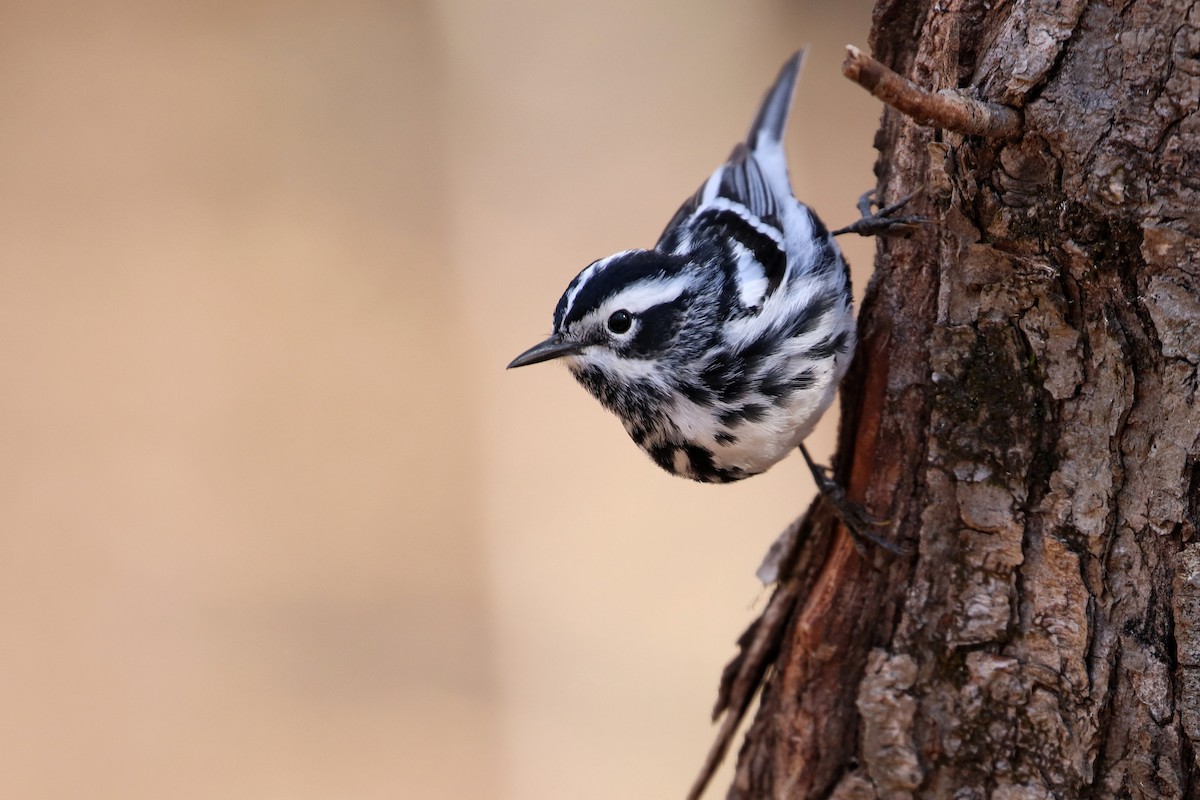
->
(727, 1), (1200, 797)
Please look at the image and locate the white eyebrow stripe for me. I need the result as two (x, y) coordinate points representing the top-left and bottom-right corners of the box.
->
(602, 274), (695, 315)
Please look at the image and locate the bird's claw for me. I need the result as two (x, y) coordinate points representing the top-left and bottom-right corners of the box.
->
(833, 188), (927, 238)
(799, 444), (909, 557)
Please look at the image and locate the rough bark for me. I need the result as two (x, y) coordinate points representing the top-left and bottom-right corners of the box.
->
(727, 1), (1200, 797)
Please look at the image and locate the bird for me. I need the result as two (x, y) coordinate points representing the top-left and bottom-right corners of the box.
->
(508, 50), (911, 547)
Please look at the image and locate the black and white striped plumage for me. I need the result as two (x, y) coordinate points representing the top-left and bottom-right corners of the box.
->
(509, 51), (855, 484)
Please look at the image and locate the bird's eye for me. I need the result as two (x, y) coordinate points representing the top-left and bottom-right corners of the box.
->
(607, 310), (633, 334)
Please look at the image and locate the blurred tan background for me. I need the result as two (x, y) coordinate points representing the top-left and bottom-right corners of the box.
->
(0, 1), (877, 798)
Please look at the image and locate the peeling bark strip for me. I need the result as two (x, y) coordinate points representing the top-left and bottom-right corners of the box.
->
(723, 0), (1200, 797)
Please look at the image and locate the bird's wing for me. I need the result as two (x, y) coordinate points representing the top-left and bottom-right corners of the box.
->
(657, 147), (788, 311)
(657, 144), (782, 245)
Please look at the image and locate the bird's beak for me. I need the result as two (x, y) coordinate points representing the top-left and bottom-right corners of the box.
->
(507, 334), (584, 369)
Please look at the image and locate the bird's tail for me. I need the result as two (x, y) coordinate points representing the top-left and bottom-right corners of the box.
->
(745, 49), (806, 151)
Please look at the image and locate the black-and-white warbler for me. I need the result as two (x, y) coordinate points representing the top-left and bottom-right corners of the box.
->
(509, 50), (912, 545)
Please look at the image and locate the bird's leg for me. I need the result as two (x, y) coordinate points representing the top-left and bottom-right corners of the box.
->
(832, 188), (926, 238)
(799, 443), (907, 556)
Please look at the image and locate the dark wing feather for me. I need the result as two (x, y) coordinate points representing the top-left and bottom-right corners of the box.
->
(657, 145), (783, 252)
(696, 207), (787, 304)
(655, 144), (790, 309)
(716, 143), (781, 231)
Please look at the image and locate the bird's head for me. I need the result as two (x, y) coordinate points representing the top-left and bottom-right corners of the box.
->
(507, 250), (715, 389)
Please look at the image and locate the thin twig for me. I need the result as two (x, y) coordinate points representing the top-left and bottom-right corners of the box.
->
(842, 45), (1022, 138)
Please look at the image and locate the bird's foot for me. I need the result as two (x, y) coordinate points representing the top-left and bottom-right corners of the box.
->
(832, 188), (926, 238)
(799, 444), (909, 557)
